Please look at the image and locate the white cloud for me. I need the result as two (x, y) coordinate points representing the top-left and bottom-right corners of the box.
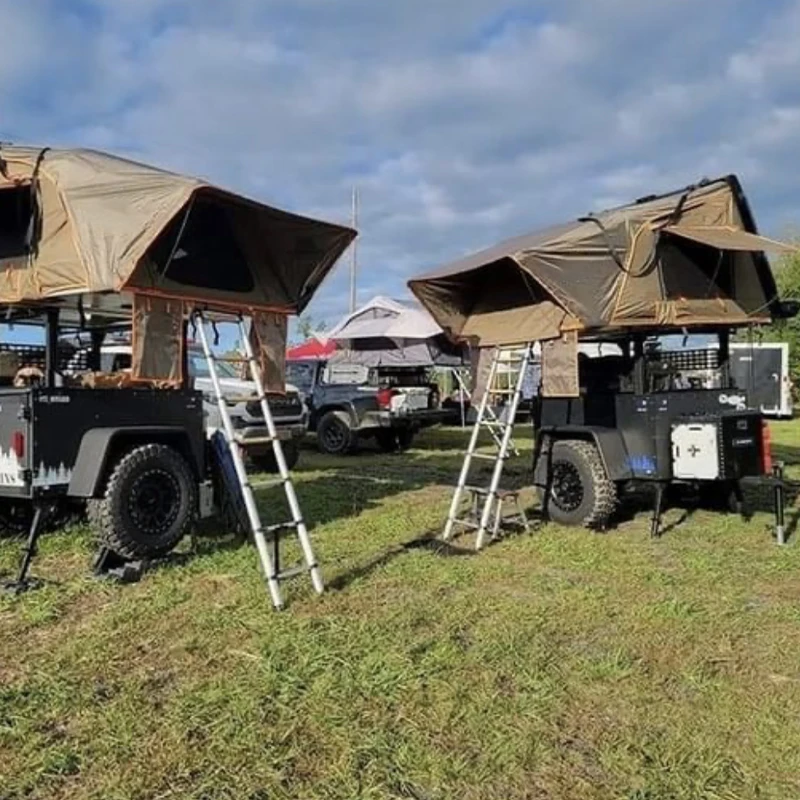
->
(1, 0), (799, 325)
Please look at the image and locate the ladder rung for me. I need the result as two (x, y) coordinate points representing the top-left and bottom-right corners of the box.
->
(463, 485), (520, 499)
(264, 521), (297, 534)
(224, 395), (262, 404)
(274, 563), (316, 581)
(216, 356), (251, 363)
(451, 518), (480, 529)
(471, 452), (506, 461)
(235, 436), (275, 446)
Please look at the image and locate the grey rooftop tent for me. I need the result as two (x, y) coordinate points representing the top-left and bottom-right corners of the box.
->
(327, 296), (467, 368)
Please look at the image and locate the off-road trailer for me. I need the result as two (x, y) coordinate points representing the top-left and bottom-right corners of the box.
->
(409, 175), (798, 545)
(0, 308), (209, 593)
(529, 328), (796, 537)
(0, 144), (355, 596)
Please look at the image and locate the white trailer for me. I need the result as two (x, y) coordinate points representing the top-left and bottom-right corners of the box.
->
(729, 342), (792, 419)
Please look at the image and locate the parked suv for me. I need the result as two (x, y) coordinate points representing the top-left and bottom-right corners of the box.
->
(94, 343), (308, 471)
(286, 359), (448, 454)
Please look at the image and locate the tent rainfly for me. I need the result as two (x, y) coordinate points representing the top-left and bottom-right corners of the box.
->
(408, 175), (796, 348)
(327, 295), (468, 368)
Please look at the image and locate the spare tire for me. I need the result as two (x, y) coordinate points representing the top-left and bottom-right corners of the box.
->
(88, 443), (197, 559)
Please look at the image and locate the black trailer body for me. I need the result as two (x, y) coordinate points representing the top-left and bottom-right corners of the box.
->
(0, 387), (205, 500)
(535, 388), (763, 484)
(531, 336), (774, 533)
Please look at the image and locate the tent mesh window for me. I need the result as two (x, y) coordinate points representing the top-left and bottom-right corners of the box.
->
(0, 184), (32, 262)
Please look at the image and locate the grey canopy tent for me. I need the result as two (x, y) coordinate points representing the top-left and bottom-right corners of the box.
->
(408, 175), (794, 348)
(327, 296), (468, 368)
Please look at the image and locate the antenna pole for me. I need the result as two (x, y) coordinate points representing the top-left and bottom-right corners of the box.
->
(349, 186), (358, 313)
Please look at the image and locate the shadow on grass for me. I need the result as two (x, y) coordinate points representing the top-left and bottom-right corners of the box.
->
(326, 530), (476, 593)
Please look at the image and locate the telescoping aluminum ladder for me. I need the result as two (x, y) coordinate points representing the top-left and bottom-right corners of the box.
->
(443, 344), (535, 550)
(193, 310), (323, 610)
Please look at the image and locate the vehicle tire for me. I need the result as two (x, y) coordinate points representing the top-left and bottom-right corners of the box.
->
(538, 439), (616, 528)
(87, 444), (197, 559)
(376, 429), (398, 453)
(317, 411), (355, 455)
(249, 441), (300, 473)
(396, 428), (414, 451)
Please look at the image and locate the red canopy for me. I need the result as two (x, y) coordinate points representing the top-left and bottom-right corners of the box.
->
(287, 338), (336, 360)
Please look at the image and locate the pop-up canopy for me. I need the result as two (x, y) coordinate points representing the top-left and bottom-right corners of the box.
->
(408, 176), (794, 347)
(0, 145), (356, 315)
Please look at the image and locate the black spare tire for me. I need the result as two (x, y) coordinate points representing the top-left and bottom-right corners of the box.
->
(88, 443), (197, 559)
(539, 439), (616, 528)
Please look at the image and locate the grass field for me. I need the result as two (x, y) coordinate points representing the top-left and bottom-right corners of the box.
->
(3, 421), (800, 799)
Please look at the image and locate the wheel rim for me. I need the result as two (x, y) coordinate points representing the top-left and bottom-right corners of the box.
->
(127, 469), (181, 535)
(550, 461), (584, 512)
(322, 422), (346, 451)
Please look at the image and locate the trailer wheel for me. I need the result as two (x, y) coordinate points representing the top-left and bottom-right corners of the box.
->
(317, 411), (355, 455)
(88, 444), (197, 559)
(540, 439), (616, 528)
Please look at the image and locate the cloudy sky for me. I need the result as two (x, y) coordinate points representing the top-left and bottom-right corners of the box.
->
(2, 0), (799, 330)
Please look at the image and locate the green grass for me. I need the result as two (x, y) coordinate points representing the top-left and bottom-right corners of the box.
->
(3, 422), (800, 799)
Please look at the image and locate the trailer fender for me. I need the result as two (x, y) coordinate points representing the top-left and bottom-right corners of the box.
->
(534, 426), (633, 483)
(69, 426), (202, 498)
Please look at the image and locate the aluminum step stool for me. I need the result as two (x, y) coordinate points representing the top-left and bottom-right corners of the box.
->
(465, 485), (530, 542)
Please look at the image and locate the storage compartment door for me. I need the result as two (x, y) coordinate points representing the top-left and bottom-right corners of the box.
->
(671, 423), (720, 480)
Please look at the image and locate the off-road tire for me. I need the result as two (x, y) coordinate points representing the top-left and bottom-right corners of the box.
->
(88, 444), (197, 559)
(249, 441), (300, 473)
(317, 411), (355, 455)
(539, 439), (616, 528)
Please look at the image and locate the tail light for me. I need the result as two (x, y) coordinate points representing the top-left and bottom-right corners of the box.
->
(377, 387), (396, 410)
(761, 420), (773, 474)
(11, 431), (25, 459)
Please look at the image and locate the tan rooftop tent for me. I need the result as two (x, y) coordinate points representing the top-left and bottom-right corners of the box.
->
(408, 176), (795, 347)
(0, 145), (356, 316)
(0, 145), (356, 387)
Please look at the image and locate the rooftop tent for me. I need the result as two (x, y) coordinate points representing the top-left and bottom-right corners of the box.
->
(327, 295), (469, 368)
(0, 145), (356, 316)
(408, 176), (795, 347)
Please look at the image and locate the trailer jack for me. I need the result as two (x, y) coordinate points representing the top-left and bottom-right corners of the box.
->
(1, 504), (45, 595)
